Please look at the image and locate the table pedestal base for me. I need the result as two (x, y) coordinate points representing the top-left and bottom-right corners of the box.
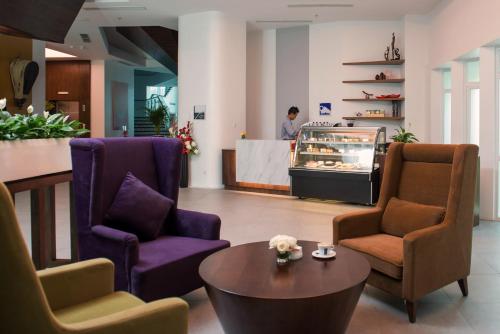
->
(206, 280), (365, 334)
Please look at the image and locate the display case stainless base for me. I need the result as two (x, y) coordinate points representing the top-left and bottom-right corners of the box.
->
(289, 168), (380, 205)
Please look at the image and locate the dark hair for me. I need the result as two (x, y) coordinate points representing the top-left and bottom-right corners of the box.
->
(288, 106), (300, 115)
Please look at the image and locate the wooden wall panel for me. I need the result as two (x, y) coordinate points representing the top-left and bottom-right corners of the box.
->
(46, 60), (91, 129)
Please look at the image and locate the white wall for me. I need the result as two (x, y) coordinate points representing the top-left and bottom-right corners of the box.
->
(403, 15), (431, 142)
(178, 11), (246, 188)
(309, 21), (404, 139)
(423, 0), (500, 220)
(246, 29), (276, 140)
(104, 60), (135, 137)
(479, 47), (497, 220)
(276, 26), (309, 138)
(429, 0), (500, 69)
(90, 60), (105, 138)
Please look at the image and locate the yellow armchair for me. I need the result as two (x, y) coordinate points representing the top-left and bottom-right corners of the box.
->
(0, 182), (188, 334)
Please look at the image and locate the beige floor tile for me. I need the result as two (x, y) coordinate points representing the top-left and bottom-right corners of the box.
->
(14, 187), (500, 333)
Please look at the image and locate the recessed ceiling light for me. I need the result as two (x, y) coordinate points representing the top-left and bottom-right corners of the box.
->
(288, 3), (354, 8)
(45, 48), (77, 58)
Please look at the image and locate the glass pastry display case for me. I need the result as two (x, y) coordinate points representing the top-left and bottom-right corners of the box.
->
(289, 123), (386, 204)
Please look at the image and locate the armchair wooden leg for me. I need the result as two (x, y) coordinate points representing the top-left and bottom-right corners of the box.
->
(405, 300), (416, 323)
(458, 278), (468, 297)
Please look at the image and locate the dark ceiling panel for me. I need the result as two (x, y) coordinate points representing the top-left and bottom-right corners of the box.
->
(117, 26), (178, 75)
(0, 0), (85, 43)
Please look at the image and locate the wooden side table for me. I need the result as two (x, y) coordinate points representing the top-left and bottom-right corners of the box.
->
(199, 241), (370, 334)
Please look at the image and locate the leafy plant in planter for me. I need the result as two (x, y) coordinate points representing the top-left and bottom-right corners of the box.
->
(145, 104), (169, 136)
(390, 127), (419, 143)
(0, 100), (89, 140)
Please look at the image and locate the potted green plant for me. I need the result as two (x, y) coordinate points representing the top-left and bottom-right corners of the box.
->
(390, 127), (419, 143)
(0, 100), (89, 182)
(145, 104), (168, 136)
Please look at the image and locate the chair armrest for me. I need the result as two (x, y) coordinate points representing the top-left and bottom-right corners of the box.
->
(173, 209), (221, 240)
(67, 298), (188, 334)
(38, 259), (114, 311)
(90, 225), (140, 291)
(403, 223), (463, 301)
(333, 208), (383, 244)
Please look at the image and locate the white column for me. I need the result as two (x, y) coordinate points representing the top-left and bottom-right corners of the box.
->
(403, 15), (431, 142)
(429, 69), (443, 143)
(31, 40), (45, 114)
(450, 61), (465, 144)
(178, 11), (246, 188)
(246, 29), (276, 140)
(479, 47), (496, 220)
(90, 60), (105, 138)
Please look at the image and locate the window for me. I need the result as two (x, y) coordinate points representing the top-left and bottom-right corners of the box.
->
(467, 88), (480, 145)
(465, 60), (480, 145)
(146, 86), (166, 99)
(442, 70), (452, 144)
(466, 60), (480, 83)
(497, 49), (500, 218)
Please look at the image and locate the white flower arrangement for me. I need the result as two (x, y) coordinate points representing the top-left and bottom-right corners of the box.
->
(27, 105), (34, 114)
(269, 235), (297, 254)
(0, 98), (6, 111)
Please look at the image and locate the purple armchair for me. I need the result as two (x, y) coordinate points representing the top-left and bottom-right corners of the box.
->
(70, 137), (230, 302)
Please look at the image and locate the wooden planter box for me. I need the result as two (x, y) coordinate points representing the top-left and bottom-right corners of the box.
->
(0, 138), (72, 182)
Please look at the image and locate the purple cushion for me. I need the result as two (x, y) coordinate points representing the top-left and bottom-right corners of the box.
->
(106, 172), (174, 241)
(131, 236), (230, 301)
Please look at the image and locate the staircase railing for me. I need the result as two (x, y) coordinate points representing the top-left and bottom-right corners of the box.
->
(135, 87), (177, 136)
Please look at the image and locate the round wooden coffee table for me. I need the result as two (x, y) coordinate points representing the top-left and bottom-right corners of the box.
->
(199, 241), (370, 334)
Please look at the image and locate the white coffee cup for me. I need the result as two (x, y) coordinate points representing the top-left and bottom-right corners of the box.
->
(318, 242), (334, 256)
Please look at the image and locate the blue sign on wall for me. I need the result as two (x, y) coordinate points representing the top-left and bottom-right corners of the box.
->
(319, 103), (331, 116)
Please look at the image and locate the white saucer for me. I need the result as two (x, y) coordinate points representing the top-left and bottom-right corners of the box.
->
(312, 250), (336, 259)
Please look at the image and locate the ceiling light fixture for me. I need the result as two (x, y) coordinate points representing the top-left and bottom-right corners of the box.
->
(288, 3), (354, 8)
(83, 6), (147, 11)
(256, 20), (313, 23)
(45, 48), (77, 58)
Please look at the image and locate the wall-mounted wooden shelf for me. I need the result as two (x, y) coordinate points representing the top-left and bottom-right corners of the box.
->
(342, 60), (405, 66)
(342, 79), (405, 84)
(342, 98), (405, 102)
(343, 116), (405, 121)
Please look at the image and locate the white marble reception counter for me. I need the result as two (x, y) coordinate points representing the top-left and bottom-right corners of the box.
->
(236, 140), (291, 187)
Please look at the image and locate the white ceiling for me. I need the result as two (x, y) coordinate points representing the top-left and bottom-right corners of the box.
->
(49, 0), (442, 63)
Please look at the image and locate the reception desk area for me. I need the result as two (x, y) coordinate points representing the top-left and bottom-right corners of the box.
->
(222, 140), (293, 195)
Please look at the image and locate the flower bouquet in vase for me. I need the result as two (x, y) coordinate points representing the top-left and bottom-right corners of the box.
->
(176, 121), (199, 188)
(269, 235), (298, 265)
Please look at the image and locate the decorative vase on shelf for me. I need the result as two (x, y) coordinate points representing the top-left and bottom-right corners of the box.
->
(180, 154), (189, 188)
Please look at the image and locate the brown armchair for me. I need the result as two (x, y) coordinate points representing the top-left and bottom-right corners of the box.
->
(333, 143), (478, 323)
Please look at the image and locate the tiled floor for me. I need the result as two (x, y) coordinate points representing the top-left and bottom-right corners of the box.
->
(15, 187), (500, 333)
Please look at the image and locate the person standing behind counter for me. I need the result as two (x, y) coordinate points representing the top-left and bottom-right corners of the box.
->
(281, 106), (300, 140)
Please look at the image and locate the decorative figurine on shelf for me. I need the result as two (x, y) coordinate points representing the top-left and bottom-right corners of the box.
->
(392, 100), (401, 117)
(384, 46), (390, 61)
(375, 74), (380, 80)
(356, 112), (363, 117)
(391, 32), (396, 60)
(362, 90), (374, 99)
(394, 48), (401, 60)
